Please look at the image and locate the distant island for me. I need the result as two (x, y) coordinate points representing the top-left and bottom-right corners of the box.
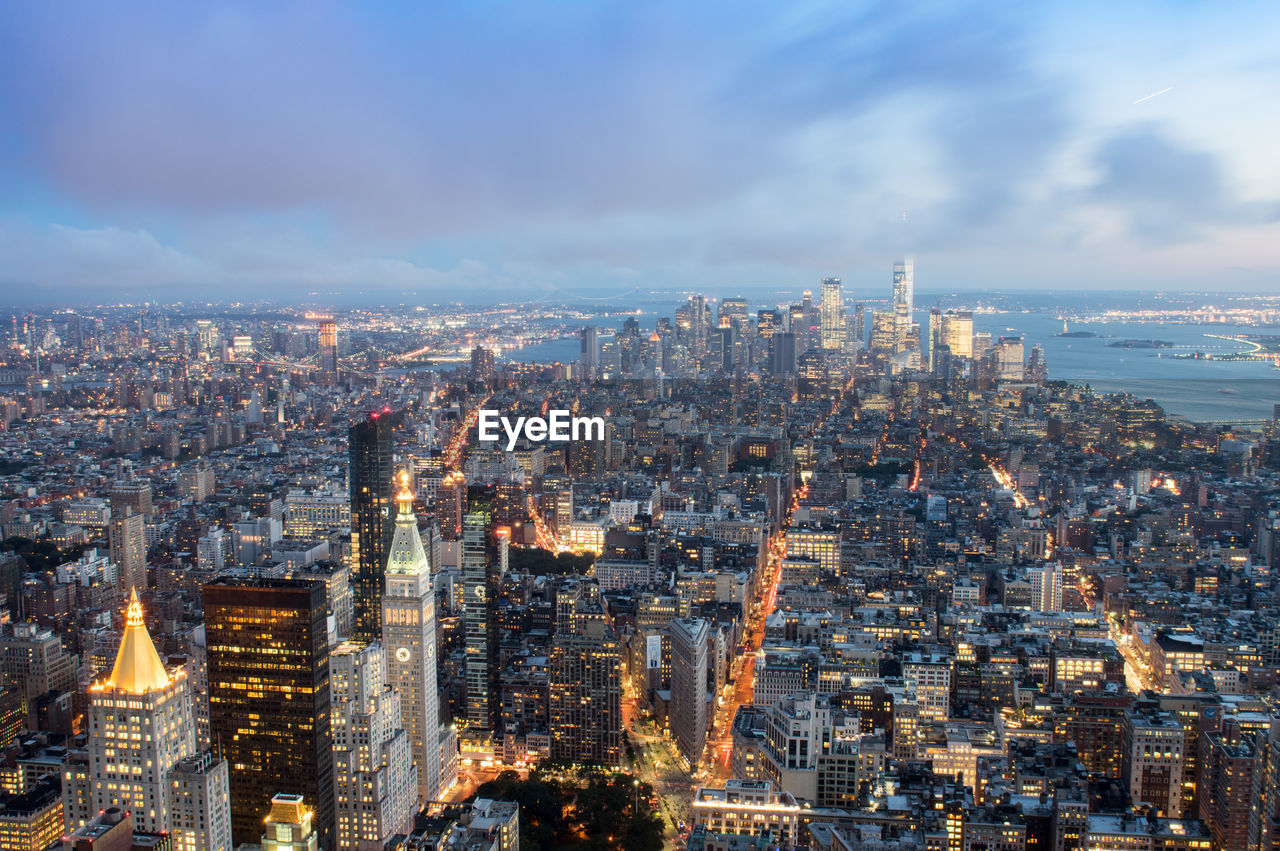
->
(1109, 339), (1174, 349)
(1055, 330), (1100, 338)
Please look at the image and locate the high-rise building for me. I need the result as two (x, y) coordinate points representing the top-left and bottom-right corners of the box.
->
(470, 346), (495, 382)
(169, 753), (233, 851)
(319, 319), (338, 375)
(892, 259), (914, 355)
(941, 310), (974, 360)
(0, 775), (63, 851)
(110, 478), (153, 521)
(819, 277), (845, 352)
(996, 336), (1025, 382)
(437, 471), (466, 541)
(382, 473), (446, 802)
(870, 310), (897, 357)
(769, 332), (797, 377)
(580, 326), (599, 376)
(108, 509), (147, 596)
(1028, 563), (1064, 612)
(463, 506), (498, 734)
(178, 461), (215, 503)
(350, 410), (398, 641)
(1027, 343), (1048, 383)
(204, 578), (334, 848)
(548, 582), (623, 766)
(86, 591), (231, 851)
(330, 641), (415, 848)
(669, 617), (710, 768)
(1123, 710), (1185, 817)
(0, 624), (77, 729)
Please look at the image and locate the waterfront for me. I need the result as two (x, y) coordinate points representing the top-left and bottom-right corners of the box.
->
(506, 310), (1280, 423)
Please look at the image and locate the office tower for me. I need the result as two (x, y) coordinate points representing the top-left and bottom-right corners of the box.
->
(382, 473), (445, 802)
(711, 326), (734, 371)
(1198, 723), (1253, 851)
(719, 296), (749, 327)
(86, 591), (201, 836)
(941, 310), (975, 359)
(870, 310), (896, 356)
(972, 331), (993, 361)
(548, 583), (623, 766)
(470, 346), (495, 382)
(350, 410), (397, 641)
(1027, 343), (1048, 383)
(437, 471), (466, 541)
(928, 308), (945, 372)
(108, 509), (147, 595)
(676, 295), (710, 362)
(770, 332), (797, 377)
(319, 319), (338, 374)
(204, 578), (334, 848)
(195, 319), (219, 355)
(1028, 563), (1064, 612)
(260, 794), (320, 851)
(463, 506), (498, 734)
(330, 641), (415, 848)
(110, 477), (153, 520)
(819, 277), (845, 352)
(169, 753), (233, 851)
(0, 624), (77, 729)
(756, 309), (780, 339)
(996, 336), (1025, 382)
(580, 326), (599, 376)
(669, 617), (710, 767)
(851, 303), (866, 349)
(892, 258), (914, 353)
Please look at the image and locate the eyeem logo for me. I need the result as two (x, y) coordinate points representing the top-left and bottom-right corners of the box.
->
(477, 409), (606, 451)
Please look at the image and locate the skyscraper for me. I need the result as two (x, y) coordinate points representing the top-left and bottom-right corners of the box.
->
(941, 310), (975, 359)
(169, 753), (234, 851)
(996, 336), (1025, 382)
(892, 258), (914, 354)
(437, 471), (466, 541)
(548, 581), (623, 766)
(350, 410), (398, 641)
(330, 640), (415, 848)
(318, 319), (337, 375)
(819, 277), (845, 352)
(204, 578), (334, 848)
(86, 591), (231, 851)
(669, 617), (710, 768)
(382, 473), (446, 802)
(580, 326), (599, 376)
(108, 509), (147, 596)
(463, 505), (497, 735)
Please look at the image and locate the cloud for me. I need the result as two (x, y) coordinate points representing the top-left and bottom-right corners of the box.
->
(0, 218), (504, 304)
(0, 1), (1277, 297)
(1086, 124), (1280, 243)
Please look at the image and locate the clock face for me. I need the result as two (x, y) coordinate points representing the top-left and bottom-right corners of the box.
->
(396, 647), (412, 663)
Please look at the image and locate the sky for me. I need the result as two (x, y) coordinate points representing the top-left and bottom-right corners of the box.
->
(1, 1), (1279, 305)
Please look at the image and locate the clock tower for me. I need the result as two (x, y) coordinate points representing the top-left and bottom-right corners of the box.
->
(381, 472), (446, 802)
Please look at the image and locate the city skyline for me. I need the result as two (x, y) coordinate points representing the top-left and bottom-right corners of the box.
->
(1, 3), (1279, 302)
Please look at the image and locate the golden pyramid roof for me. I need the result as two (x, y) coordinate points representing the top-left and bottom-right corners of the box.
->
(106, 588), (171, 693)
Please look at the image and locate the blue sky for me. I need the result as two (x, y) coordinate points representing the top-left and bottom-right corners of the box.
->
(1, 1), (1278, 303)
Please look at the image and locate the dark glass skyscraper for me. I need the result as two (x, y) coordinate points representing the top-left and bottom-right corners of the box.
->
(203, 578), (334, 848)
(462, 503), (499, 734)
(349, 410), (399, 641)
